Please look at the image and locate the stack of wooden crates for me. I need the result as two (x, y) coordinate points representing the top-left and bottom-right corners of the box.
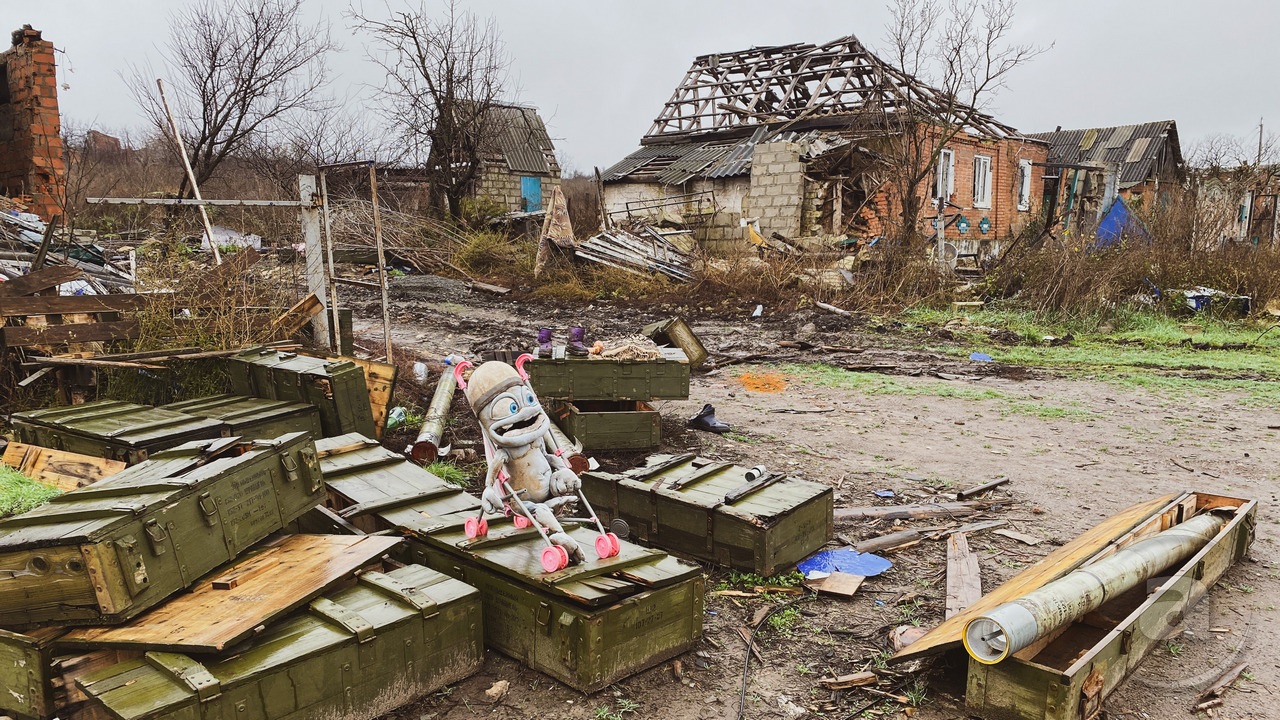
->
(527, 347), (691, 451)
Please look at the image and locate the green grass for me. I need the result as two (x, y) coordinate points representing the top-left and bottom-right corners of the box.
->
(0, 466), (61, 518)
(776, 363), (1092, 420)
(425, 461), (470, 488)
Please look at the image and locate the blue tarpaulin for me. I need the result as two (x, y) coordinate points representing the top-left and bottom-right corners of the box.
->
(797, 548), (893, 578)
(1095, 197), (1151, 248)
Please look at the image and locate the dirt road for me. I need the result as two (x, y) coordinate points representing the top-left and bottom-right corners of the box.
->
(358, 275), (1276, 720)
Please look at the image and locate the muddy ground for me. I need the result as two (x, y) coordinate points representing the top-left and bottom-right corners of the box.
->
(351, 274), (1277, 720)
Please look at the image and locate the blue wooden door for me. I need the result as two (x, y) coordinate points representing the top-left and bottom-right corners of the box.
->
(521, 176), (542, 212)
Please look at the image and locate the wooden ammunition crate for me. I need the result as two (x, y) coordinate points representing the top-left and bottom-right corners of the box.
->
(0, 433), (324, 628)
(76, 564), (483, 720)
(901, 492), (1256, 720)
(0, 535), (402, 720)
(229, 347), (377, 438)
(548, 399), (661, 451)
(11, 400), (228, 465)
(160, 393), (323, 441)
(582, 454), (834, 574)
(642, 317), (708, 368)
(317, 435), (706, 692)
(527, 347), (690, 401)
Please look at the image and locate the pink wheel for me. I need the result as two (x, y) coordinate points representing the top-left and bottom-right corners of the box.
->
(464, 516), (481, 539)
(595, 533), (613, 559)
(477, 517), (489, 536)
(541, 545), (568, 572)
(607, 532), (621, 556)
(513, 514), (531, 529)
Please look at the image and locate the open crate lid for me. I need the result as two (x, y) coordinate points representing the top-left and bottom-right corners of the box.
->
(12, 399), (226, 448)
(890, 491), (1254, 664)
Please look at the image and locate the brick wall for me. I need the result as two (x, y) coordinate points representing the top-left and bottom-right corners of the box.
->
(0, 26), (64, 221)
(920, 132), (1047, 256)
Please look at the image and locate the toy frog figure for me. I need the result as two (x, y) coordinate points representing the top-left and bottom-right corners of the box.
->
(453, 354), (620, 572)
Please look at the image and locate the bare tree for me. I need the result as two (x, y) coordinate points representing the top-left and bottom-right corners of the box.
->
(875, 0), (1045, 247)
(130, 0), (336, 197)
(353, 1), (511, 219)
(240, 109), (389, 198)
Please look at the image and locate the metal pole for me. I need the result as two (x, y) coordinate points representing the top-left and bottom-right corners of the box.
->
(319, 171), (341, 353)
(964, 513), (1225, 664)
(155, 78), (221, 266)
(368, 163), (393, 362)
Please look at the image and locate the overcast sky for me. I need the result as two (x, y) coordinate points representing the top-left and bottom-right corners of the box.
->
(19, 0), (1280, 172)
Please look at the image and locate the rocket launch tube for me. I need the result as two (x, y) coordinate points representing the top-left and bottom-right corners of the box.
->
(963, 512), (1225, 664)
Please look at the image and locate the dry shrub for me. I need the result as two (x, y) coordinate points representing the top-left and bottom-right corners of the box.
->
(453, 231), (536, 277)
(990, 239), (1280, 316)
(532, 265), (671, 303)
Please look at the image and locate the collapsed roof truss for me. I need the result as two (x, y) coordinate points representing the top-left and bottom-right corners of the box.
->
(645, 36), (1017, 142)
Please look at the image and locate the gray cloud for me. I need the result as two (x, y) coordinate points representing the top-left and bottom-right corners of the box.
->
(25, 0), (1280, 172)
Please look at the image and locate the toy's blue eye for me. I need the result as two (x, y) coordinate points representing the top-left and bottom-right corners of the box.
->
(526, 392), (535, 404)
(509, 401), (519, 414)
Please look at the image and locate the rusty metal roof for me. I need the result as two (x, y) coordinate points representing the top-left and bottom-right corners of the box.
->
(1027, 121), (1182, 187)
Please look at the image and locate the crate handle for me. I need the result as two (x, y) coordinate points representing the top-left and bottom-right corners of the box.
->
(281, 454), (300, 483)
(198, 492), (219, 525)
(144, 520), (168, 554)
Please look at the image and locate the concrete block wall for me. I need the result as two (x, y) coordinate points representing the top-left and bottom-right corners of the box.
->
(475, 166), (560, 213)
(0, 26), (64, 221)
(747, 141), (805, 240)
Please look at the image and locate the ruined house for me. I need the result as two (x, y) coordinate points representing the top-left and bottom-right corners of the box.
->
(471, 103), (560, 213)
(0, 25), (64, 221)
(601, 36), (1047, 257)
(1028, 121), (1185, 232)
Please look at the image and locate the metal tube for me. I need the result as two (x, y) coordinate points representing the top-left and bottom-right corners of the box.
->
(964, 513), (1226, 664)
(547, 422), (588, 475)
(410, 369), (456, 465)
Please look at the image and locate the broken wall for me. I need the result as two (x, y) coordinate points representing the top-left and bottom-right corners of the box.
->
(0, 26), (63, 221)
(746, 141), (806, 241)
(601, 177), (749, 256)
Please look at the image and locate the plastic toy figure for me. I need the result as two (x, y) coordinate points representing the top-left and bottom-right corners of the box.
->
(453, 354), (620, 572)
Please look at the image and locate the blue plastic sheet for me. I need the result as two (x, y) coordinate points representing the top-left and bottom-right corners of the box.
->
(797, 548), (893, 578)
(969, 352), (993, 362)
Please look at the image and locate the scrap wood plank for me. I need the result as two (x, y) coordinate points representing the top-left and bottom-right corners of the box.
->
(890, 493), (1178, 663)
(2, 442), (126, 491)
(0, 266), (83, 298)
(805, 571), (864, 598)
(820, 671), (878, 690)
(0, 294), (146, 317)
(333, 355), (397, 440)
(0, 320), (140, 347)
(993, 528), (1043, 546)
(266, 292), (323, 339)
(835, 501), (991, 522)
(945, 533), (981, 619)
(59, 535), (401, 653)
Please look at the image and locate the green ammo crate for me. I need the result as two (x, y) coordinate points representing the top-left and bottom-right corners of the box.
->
(317, 435), (706, 693)
(160, 394), (323, 442)
(526, 347), (690, 401)
(75, 564), (484, 720)
(0, 626), (63, 720)
(228, 347), (376, 438)
(0, 432), (323, 628)
(548, 399), (661, 451)
(581, 454), (834, 575)
(641, 317), (709, 368)
(11, 400), (228, 465)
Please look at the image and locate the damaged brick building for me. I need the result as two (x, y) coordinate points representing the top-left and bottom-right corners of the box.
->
(0, 25), (64, 221)
(601, 36), (1047, 258)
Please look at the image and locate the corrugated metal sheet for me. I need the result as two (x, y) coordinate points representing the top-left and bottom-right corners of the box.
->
(1028, 121), (1177, 188)
(656, 143), (733, 185)
(489, 105), (555, 175)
